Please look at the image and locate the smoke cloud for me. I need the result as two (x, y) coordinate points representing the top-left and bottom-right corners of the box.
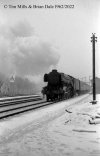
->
(0, 18), (60, 80)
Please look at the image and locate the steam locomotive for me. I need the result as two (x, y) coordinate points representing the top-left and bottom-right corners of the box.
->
(42, 69), (90, 101)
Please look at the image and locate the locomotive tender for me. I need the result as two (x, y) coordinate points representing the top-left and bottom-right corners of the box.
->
(42, 69), (90, 101)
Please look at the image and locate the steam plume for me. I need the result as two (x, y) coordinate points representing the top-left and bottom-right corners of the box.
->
(0, 19), (60, 78)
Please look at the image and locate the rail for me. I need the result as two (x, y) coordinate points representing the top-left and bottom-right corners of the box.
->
(0, 94), (90, 120)
(0, 95), (53, 120)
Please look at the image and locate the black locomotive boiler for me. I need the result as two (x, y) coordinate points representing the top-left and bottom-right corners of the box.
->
(42, 69), (90, 101)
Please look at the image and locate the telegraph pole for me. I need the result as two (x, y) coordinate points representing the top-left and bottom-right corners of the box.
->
(91, 33), (97, 104)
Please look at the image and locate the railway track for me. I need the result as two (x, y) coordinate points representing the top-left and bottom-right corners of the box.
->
(0, 94), (90, 120)
(0, 95), (54, 120)
(0, 95), (41, 103)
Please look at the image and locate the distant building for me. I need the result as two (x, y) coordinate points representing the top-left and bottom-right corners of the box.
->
(91, 77), (100, 94)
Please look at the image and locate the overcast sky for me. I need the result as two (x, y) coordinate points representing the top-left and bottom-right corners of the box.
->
(0, 0), (100, 82)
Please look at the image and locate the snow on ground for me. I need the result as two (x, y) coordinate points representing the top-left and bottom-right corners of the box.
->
(0, 94), (100, 156)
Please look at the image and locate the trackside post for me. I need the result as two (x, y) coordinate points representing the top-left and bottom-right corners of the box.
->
(91, 33), (97, 104)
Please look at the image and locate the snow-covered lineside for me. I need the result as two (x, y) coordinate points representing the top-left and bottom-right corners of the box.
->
(0, 94), (89, 138)
(0, 94), (100, 156)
